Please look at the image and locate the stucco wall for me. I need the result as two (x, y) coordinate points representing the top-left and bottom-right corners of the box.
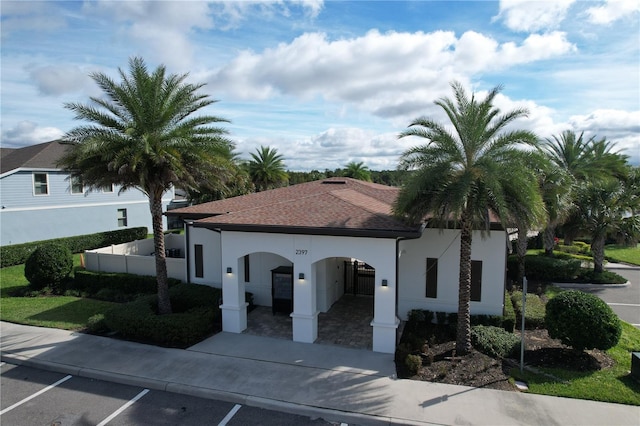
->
(397, 228), (507, 320)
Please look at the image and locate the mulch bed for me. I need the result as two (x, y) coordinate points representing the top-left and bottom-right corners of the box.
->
(405, 328), (614, 391)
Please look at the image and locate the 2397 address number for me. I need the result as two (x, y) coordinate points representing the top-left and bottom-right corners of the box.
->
(296, 249), (308, 255)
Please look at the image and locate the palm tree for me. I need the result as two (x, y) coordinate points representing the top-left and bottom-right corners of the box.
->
(393, 81), (544, 354)
(248, 146), (288, 191)
(59, 57), (234, 315)
(343, 161), (372, 181)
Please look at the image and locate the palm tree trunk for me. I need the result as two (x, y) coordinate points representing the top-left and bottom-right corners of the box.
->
(543, 225), (556, 257)
(516, 225), (529, 287)
(592, 235), (606, 273)
(457, 209), (473, 355)
(150, 191), (172, 315)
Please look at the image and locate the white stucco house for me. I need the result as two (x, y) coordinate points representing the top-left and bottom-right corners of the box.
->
(166, 177), (509, 353)
(0, 141), (174, 246)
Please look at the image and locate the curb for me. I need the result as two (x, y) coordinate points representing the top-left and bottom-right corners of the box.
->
(553, 281), (630, 289)
(0, 353), (433, 426)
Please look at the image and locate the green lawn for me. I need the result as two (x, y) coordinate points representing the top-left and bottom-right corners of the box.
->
(605, 244), (640, 265)
(0, 255), (116, 330)
(513, 322), (640, 405)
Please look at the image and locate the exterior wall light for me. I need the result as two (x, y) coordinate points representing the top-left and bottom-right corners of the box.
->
(226, 267), (233, 274)
(381, 279), (388, 287)
(299, 273), (305, 280)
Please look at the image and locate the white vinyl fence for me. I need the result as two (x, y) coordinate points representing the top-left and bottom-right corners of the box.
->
(84, 233), (187, 281)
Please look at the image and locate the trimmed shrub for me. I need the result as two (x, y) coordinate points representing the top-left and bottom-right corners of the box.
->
(502, 291), (516, 332)
(545, 290), (622, 351)
(507, 254), (582, 282)
(405, 354), (422, 376)
(104, 284), (221, 348)
(1, 227), (147, 267)
(72, 270), (180, 301)
(471, 325), (520, 359)
(86, 314), (110, 335)
(576, 270), (627, 284)
(511, 291), (546, 329)
(24, 244), (73, 291)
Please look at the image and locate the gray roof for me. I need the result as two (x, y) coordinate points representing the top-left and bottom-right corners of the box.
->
(0, 141), (70, 175)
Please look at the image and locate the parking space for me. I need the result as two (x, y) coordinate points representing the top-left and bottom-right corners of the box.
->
(1, 363), (342, 426)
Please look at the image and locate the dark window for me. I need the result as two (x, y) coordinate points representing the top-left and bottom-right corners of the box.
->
(194, 244), (203, 278)
(33, 173), (48, 195)
(244, 255), (250, 282)
(471, 260), (482, 302)
(117, 209), (127, 227)
(71, 174), (84, 194)
(425, 257), (438, 298)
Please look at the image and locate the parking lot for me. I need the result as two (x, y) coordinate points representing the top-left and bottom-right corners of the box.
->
(0, 363), (340, 426)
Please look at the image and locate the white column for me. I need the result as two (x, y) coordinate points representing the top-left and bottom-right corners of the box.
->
(291, 243), (317, 343)
(220, 262), (247, 333)
(371, 269), (399, 354)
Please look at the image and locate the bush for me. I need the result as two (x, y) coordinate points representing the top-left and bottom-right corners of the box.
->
(576, 270), (627, 284)
(502, 291), (516, 332)
(511, 291), (546, 329)
(104, 283), (221, 348)
(471, 325), (520, 358)
(24, 244), (73, 291)
(405, 354), (422, 376)
(1, 227), (147, 267)
(545, 290), (622, 351)
(507, 254), (582, 282)
(86, 314), (110, 335)
(72, 270), (180, 301)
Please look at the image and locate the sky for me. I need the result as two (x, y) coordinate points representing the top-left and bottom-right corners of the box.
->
(2, 0), (639, 171)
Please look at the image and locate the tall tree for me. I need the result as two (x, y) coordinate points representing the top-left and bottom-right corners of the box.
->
(343, 161), (372, 181)
(394, 81), (543, 354)
(59, 57), (233, 314)
(248, 146), (288, 191)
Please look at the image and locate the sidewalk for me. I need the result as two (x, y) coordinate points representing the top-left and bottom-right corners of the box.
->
(1, 321), (638, 425)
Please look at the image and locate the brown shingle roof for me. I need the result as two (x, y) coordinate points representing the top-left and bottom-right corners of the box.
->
(168, 177), (420, 238)
(0, 141), (70, 175)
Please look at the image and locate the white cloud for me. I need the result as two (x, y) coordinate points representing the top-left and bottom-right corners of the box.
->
(0, 2), (67, 39)
(208, 29), (575, 119)
(495, 0), (576, 32)
(29, 65), (95, 96)
(586, 0), (640, 25)
(1, 121), (65, 147)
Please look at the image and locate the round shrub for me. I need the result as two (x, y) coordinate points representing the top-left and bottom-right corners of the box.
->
(405, 354), (422, 376)
(545, 290), (621, 351)
(24, 243), (73, 290)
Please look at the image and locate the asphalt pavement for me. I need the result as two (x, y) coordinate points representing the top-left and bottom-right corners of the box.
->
(1, 321), (638, 426)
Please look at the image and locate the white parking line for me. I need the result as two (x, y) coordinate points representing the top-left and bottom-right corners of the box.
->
(0, 374), (72, 415)
(96, 388), (149, 426)
(218, 404), (242, 426)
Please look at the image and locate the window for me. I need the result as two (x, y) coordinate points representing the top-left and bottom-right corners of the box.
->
(194, 244), (204, 278)
(244, 255), (250, 282)
(33, 173), (48, 195)
(117, 209), (128, 227)
(471, 260), (483, 302)
(102, 184), (114, 193)
(425, 257), (438, 298)
(71, 174), (84, 194)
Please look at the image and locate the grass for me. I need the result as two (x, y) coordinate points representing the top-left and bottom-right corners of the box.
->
(0, 254), (116, 331)
(605, 244), (640, 266)
(512, 322), (640, 405)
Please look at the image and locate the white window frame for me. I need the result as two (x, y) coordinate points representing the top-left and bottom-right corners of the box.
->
(117, 208), (128, 227)
(102, 184), (114, 193)
(70, 174), (84, 195)
(33, 173), (49, 196)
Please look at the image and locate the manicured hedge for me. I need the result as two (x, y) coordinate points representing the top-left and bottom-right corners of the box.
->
(24, 244), (73, 291)
(502, 291), (516, 332)
(511, 291), (546, 329)
(104, 283), (221, 348)
(1, 227), (148, 268)
(507, 254), (582, 282)
(72, 270), (180, 301)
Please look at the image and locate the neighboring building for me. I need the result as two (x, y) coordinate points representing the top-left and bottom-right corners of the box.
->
(167, 177), (509, 354)
(0, 141), (173, 246)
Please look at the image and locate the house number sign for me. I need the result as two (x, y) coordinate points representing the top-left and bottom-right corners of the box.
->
(295, 249), (308, 255)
